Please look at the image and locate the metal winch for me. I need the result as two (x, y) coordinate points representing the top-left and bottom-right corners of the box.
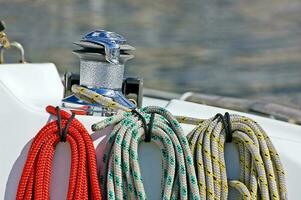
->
(63, 30), (141, 116)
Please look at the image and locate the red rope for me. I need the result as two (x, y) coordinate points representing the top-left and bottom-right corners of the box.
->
(16, 105), (102, 200)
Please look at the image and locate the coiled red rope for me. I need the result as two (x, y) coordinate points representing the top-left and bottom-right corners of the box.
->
(16, 105), (102, 200)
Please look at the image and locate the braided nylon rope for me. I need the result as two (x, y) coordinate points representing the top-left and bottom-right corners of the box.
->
(72, 84), (201, 199)
(71, 85), (131, 112)
(92, 106), (200, 200)
(183, 115), (287, 200)
(16, 106), (102, 200)
(72, 85), (287, 200)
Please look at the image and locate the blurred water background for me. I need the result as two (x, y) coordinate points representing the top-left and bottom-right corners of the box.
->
(1, 0), (301, 107)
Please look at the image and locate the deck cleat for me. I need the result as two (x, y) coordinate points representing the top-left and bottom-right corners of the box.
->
(63, 30), (136, 115)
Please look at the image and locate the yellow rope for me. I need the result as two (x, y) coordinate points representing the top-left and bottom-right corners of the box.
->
(183, 115), (287, 200)
(71, 85), (131, 112)
(71, 84), (288, 199)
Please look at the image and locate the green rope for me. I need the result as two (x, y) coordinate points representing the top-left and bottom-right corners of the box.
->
(93, 106), (200, 200)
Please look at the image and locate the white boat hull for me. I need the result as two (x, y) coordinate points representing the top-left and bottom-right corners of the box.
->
(1, 63), (300, 199)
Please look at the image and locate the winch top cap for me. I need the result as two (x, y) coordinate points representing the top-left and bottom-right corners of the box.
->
(81, 30), (127, 64)
(82, 30), (126, 46)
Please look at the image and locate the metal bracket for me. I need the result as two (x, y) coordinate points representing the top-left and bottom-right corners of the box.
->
(0, 21), (26, 64)
(0, 41), (26, 64)
(122, 77), (143, 108)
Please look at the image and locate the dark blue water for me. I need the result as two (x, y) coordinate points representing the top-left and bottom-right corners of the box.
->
(1, 0), (301, 107)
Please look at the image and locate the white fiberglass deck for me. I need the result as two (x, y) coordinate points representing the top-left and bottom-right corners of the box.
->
(0, 63), (300, 199)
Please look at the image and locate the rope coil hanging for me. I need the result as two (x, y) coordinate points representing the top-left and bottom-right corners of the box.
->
(71, 84), (287, 200)
(93, 106), (200, 200)
(72, 85), (201, 199)
(184, 113), (287, 200)
(16, 106), (102, 200)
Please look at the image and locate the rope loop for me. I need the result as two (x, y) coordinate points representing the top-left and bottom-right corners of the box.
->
(146, 113), (155, 142)
(213, 112), (232, 143)
(131, 109), (155, 142)
(61, 112), (76, 142)
(54, 106), (76, 142)
(71, 85), (287, 200)
(95, 106), (200, 200)
(16, 105), (102, 200)
(187, 113), (287, 200)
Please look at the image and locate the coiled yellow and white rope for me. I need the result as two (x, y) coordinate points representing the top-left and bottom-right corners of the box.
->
(71, 84), (287, 200)
(71, 85), (131, 112)
(183, 115), (287, 200)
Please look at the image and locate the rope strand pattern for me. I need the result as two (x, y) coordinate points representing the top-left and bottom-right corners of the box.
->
(185, 114), (287, 200)
(16, 105), (102, 200)
(93, 106), (200, 200)
(72, 84), (287, 200)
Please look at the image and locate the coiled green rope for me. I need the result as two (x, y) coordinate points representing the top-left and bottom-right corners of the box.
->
(92, 106), (200, 200)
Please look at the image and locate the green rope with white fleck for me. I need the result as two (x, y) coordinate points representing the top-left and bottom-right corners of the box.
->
(92, 106), (200, 200)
